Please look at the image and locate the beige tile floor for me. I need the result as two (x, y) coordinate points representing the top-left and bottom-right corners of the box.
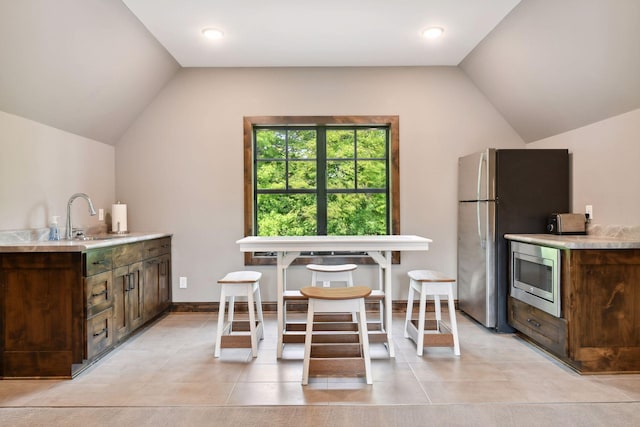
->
(1, 311), (639, 426)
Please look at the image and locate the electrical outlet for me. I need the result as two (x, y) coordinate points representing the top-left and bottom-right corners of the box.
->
(585, 205), (593, 220)
(179, 277), (187, 289)
(98, 208), (104, 221)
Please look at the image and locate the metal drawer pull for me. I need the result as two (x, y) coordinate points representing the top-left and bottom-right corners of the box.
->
(526, 318), (541, 328)
(91, 289), (108, 298)
(93, 327), (108, 338)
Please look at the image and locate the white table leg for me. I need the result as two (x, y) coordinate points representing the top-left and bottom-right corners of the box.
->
(367, 250), (395, 358)
(383, 250), (395, 357)
(276, 250), (300, 359)
(276, 252), (284, 358)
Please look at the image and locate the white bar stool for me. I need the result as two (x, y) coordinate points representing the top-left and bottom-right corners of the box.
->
(300, 286), (373, 385)
(404, 270), (460, 356)
(306, 263), (359, 322)
(215, 271), (264, 358)
(306, 263), (357, 287)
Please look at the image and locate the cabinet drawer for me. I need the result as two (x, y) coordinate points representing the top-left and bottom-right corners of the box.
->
(85, 248), (113, 276)
(509, 297), (567, 357)
(85, 271), (113, 317)
(87, 307), (113, 360)
(113, 242), (143, 267)
(143, 237), (171, 258)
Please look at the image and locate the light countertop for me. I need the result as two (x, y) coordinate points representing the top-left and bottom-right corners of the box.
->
(0, 232), (172, 253)
(504, 233), (640, 249)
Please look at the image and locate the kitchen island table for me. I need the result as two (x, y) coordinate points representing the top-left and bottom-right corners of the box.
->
(237, 235), (432, 358)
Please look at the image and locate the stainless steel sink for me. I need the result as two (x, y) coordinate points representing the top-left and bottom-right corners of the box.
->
(76, 235), (122, 241)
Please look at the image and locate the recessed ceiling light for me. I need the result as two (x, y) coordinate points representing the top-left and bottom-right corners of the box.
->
(202, 28), (224, 40)
(421, 27), (444, 39)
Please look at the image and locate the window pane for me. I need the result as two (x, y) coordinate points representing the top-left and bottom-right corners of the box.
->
(257, 194), (316, 236)
(357, 160), (386, 188)
(326, 130), (355, 158)
(256, 161), (285, 189)
(327, 160), (355, 189)
(288, 160), (316, 189)
(327, 194), (387, 235)
(288, 130), (316, 159)
(357, 129), (386, 158)
(256, 129), (285, 159)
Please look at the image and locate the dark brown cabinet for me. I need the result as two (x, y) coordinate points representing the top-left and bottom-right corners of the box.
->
(509, 247), (640, 373)
(113, 262), (144, 342)
(143, 254), (171, 322)
(0, 252), (84, 378)
(0, 236), (171, 379)
(142, 238), (172, 322)
(84, 247), (115, 361)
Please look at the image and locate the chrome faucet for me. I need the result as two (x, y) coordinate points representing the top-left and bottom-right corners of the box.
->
(65, 193), (97, 240)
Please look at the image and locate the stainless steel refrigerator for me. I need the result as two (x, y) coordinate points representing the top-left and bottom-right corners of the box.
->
(457, 148), (569, 332)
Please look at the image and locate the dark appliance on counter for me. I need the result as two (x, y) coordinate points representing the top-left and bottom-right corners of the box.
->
(457, 148), (569, 332)
(546, 213), (587, 235)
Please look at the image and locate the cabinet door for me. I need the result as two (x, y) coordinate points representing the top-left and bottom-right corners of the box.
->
(113, 265), (130, 342)
(143, 254), (172, 322)
(128, 261), (144, 332)
(143, 258), (160, 322)
(158, 254), (171, 311)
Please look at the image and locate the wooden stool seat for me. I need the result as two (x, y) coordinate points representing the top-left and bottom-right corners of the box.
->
(218, 271), (262, 284)
(300, 285), (371, 300)
(404, 270), (460, 356)
(215, 271), (264, 358)
(300, 285), (373, 385)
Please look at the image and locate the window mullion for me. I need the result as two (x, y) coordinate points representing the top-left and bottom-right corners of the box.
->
(317, 127), (327, 235)
(353, 129), (358, 190)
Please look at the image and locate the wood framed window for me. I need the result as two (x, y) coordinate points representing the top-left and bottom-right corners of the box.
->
(243, 115), (400, 265)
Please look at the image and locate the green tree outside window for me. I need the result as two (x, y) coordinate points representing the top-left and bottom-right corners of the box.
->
(254, 126), (390, 236)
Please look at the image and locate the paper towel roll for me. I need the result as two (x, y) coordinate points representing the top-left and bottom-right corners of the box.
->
(111, 203), (128, 233)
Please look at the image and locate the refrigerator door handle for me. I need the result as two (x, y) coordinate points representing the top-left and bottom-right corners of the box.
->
(477, 152), (486, 248)
(476, 151), (485, 201)
(477, 202), (486, 249)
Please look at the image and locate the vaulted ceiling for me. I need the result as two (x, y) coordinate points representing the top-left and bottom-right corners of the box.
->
(0, 0), (638, 145)
(121, 0), (520, 67)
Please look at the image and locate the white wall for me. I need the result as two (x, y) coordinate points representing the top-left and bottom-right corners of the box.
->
(0, 0), (179, 144)
(116, 67), (524, 303)
(0, 111), (115, 232)
(461, 0), (640, 142)
(528, 108), (640, 226)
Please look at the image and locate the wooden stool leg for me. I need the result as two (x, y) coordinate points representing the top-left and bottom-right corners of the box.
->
(302, 299), (315, 386)
(215, 287), (227, 358)
(358, 298), (372, 385)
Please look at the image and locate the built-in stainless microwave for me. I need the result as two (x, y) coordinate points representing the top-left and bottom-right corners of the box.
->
(510, 241), (561, 317)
